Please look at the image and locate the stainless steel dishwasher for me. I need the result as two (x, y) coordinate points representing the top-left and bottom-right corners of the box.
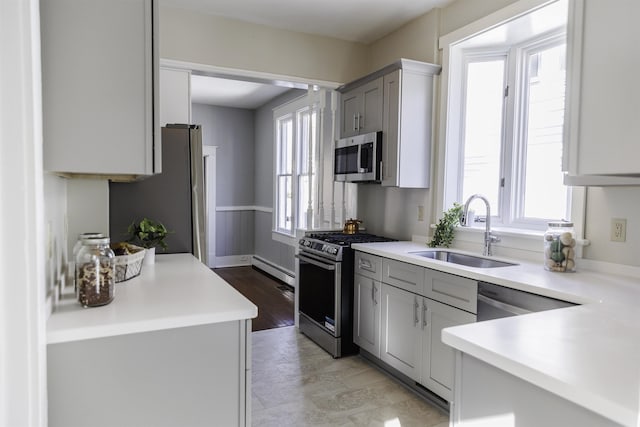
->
(477, 282), (576, 321)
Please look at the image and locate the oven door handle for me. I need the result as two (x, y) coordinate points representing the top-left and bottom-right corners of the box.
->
(296, 253), (336, 271)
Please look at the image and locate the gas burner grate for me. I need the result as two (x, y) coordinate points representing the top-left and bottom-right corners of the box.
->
(307, 232), (396, 246)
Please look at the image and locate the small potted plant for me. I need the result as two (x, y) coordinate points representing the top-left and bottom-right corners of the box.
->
(428, 203), (463, 248)
(127, 218), (169, 264)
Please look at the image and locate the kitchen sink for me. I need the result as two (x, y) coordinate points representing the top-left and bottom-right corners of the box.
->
(410, 250), (518, 268)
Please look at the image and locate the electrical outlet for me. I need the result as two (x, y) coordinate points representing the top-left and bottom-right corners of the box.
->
(611, 218), (627, 242)
(417, 205), (425, 222)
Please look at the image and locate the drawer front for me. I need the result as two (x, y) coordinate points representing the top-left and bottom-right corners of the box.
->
(382, 259), (425, 294)
(355, 252), (383, 281)
(424, 269), (477, 313)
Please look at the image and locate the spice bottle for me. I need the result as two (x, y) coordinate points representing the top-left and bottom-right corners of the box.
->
(75, 237), (115, 307)
(543, 221), (576, 272)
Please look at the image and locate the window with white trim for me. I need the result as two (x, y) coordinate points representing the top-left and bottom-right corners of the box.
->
(443, 0), (570, 231)
(274, 96), (319, 235)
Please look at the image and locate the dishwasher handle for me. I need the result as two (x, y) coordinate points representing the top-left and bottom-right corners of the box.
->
(477, 293), (532, 316)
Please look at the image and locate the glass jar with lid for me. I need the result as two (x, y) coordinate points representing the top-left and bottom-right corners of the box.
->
(71, 232), (104, 290)
(543, 221), (576, 272)
(75, 237), (115, 307)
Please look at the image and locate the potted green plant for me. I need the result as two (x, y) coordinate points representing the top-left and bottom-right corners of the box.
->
(127, 218), (169, 264)
(428, 203), (463, 248)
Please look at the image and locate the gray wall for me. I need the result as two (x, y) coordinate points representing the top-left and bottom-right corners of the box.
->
(253, 89), (306, 272)
(193, 104), (255, 257)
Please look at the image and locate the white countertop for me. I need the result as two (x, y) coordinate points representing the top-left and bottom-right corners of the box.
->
(352, 241), (640, 426)
(47, 254), (258, 345)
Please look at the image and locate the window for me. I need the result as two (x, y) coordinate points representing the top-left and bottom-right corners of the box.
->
(443, 0), (570, 230)
(274, 96), (319, 236)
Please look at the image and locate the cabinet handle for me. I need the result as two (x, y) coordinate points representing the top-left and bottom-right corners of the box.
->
(353, 113), (358, 131)
(422, 301), (429, 330)
(359, 259), (373, 270)
(358, 113), (362, 130)
(414, 297), (419, 326)
(373, 285), (378, 305)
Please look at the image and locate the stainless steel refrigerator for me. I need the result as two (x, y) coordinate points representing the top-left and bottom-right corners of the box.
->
(109, 124), (207, 263)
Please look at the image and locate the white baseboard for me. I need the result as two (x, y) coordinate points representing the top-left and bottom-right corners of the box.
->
(252, 256), (295, 287)
(215, 255), (252, 268)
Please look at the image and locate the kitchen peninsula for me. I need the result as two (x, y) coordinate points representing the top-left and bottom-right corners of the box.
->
(352, 241), (640, 426)
(47, 254), (257, 427)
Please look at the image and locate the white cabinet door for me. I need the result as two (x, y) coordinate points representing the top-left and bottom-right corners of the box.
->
(382, 258), (425, 294)
(382, 65), (438, 188)
(353, 274), (381, 357)
(359, 78), (384, 135)
(339, 78), (383, 138)
(160, 67), (191, 126)
(565, 0), (640, 177)
(380, 283), (422, 380)
(424, 268), (478, 314)
(354, 252), (383, 282)
(421, 298), (476, 400)
(340, 90), (361, 138)
(41, 0), (159, 177)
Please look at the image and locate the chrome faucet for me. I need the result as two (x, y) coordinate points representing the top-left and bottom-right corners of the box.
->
(462, 194), (500, 256)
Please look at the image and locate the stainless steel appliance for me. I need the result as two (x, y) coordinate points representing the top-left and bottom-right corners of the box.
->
(477, 282), (575, 321)
(334, 131), (382, 182)
(109, 124), (207, 263)
(298, 232), (395, 357)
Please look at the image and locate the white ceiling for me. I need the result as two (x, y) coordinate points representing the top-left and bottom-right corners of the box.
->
(163, 0), (455, 109)
(160, 0), (454, 44)
(190, 75), (292, 109)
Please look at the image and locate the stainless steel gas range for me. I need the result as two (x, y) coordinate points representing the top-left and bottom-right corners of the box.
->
(297, 232), (395, 358)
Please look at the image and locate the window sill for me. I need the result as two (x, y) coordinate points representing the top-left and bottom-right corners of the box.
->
(271, 231), (297, 247)
(427, 224), (589, 262)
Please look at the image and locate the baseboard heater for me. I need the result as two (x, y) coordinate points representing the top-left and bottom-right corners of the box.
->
(252, 256), (295, 288)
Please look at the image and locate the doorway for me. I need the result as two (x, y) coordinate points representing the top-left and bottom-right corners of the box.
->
(203, 145), (217, 268)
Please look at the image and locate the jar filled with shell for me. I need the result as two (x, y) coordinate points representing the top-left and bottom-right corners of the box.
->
(544, 221), (576, 272)
(75, 237), (115, 307)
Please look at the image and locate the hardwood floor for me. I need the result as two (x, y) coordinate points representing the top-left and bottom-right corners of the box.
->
(214, 266), (294, 332)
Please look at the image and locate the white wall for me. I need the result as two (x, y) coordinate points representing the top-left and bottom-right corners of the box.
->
(582, 187), (640, 265)
(66, 179), (110, 256)
(1, 0), (48, 424)
(159, 7), (370, 84)
(43, 174), (69, 300)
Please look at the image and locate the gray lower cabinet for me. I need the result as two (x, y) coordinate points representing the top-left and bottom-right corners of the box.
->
(380, 282), (423, 380)
(452, 353), (618, 426)
(353, 274), (381, 357)
(354, 250), (477, 402)
(422, 298), (476, 400)
(48, 320), (251, 427)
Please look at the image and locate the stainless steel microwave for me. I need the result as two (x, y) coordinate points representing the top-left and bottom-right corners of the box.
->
(334, 131), (382, 182)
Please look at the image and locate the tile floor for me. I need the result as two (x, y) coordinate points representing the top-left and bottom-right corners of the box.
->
(252, 326), (449, 427)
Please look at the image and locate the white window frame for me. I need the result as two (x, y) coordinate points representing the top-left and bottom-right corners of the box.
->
(434, 0), (586, 259)
(272, 93), (321, 240)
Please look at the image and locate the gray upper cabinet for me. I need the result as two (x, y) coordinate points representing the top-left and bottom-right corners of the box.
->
(339, 78), (383, 138)
(338, 59), (441, 188)
(41, 0), (160, 180)
(382, 62), (440, 188)
(563, 0), (640, 186)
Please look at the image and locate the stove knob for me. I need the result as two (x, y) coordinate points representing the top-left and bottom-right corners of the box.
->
(329, 247), (338, 255)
